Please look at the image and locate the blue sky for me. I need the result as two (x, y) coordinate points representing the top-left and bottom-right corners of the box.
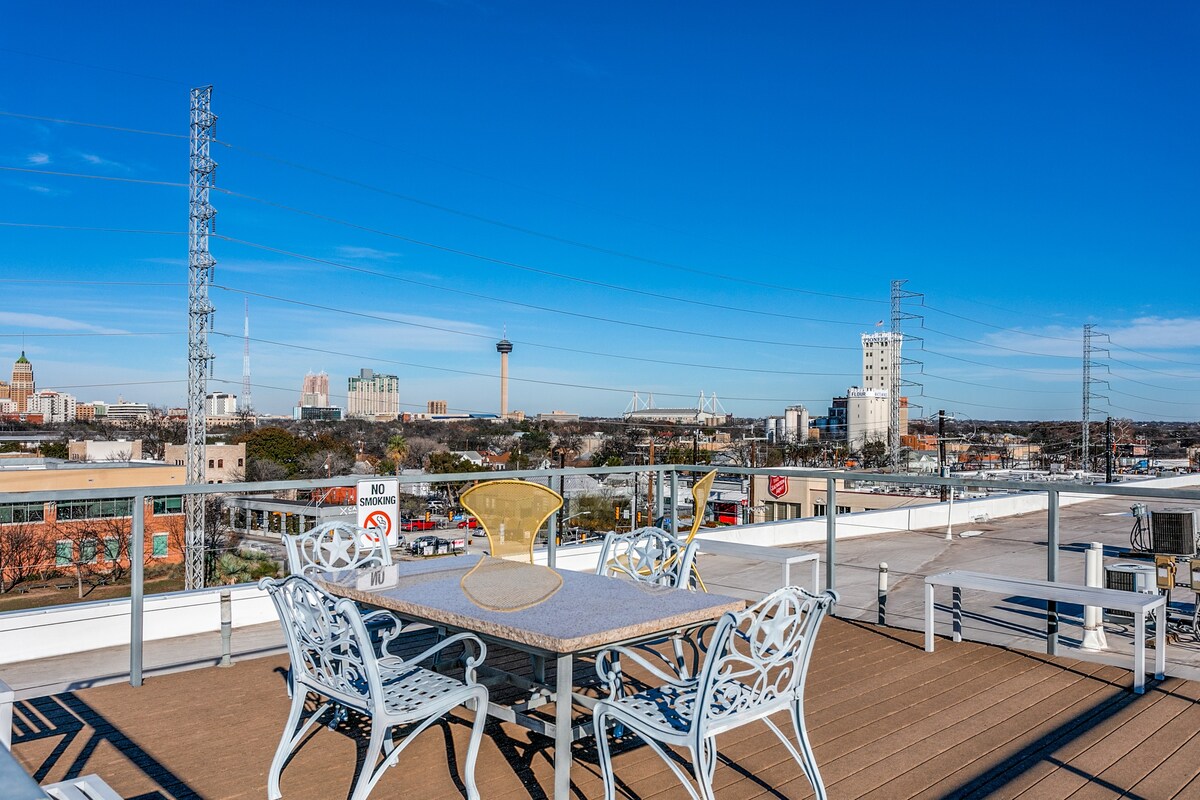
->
(2, 1), (1198, 421)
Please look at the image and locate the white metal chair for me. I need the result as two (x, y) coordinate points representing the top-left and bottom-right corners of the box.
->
(595, 527), (700, 589)
(282, 520), (392, 576)
(592, 586), (837, 800)
(262, 575), (489, 800)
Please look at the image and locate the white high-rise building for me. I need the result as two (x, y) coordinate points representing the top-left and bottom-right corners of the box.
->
(846, 388), (889, 451)
(26, 390), (77, 423)
(861, 331), (902, 393)
(347, 368), (399, 420)
(205, 392), (238, 416)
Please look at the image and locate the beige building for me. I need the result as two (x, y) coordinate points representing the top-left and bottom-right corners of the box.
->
(347, 369), (399, 421)
(0, 460), (185, 494)
(68, 439), (143, 462)
(846, 388), (889, 451)
(163, 443), (247, 484)
(10, 352), (34, 413)
(753, 473), (941, 523)
(428, 400), (448, 415)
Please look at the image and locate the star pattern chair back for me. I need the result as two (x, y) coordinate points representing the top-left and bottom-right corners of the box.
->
(459, 480), (563, 562)
(595, 527), (699, 588)
(695, 586), (836, 733)
(283, 520), (393, 577)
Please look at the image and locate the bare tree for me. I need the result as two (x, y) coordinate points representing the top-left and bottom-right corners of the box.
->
(0, 521), (52, 594)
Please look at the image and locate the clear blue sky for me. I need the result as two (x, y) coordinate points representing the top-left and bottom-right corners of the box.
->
(2, 1), (1198, 422)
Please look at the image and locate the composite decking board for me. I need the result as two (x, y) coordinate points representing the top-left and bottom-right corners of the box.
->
(825, 655), (1107, 797)
(1013, 691), (1190, 799)
(1065, 702), (1200, 800)
(884, 669), (1128, 799)
(812, 648), (1054, 770)
(993, 690), (1176, 799)
(12, 618), (1200, 800)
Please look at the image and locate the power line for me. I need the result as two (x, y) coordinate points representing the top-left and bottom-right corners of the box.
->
(920, 301), (1079, 343)
(217, 189), (872, 327)
(920, 325), (1078, 359)
(0, 110), (186, 138)
(0, 221), (185, 236)
(0, 332), (178, 338)
(216, 140), (885, 304)
(210, 255), (858, 352)
(1108, 339), (1200, 368)
(0, 165), (187, 188)
(919, 347), (1080, 376)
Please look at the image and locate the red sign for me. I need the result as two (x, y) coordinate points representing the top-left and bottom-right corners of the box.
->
(768, 475), (789, 498)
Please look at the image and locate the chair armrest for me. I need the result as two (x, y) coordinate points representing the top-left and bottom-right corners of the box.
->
(595, 644), (695, 699)
(361, 609), (405, 651)
(392, 632), (489, 683)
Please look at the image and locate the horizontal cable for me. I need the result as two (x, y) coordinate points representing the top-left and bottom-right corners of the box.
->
(0, 165), (187, 188)
(0, 110), (187, 138)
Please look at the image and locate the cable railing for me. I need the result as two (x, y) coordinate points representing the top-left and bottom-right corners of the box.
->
(4, 463), (1200, 689)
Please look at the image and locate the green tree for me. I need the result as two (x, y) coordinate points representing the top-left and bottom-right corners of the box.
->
(386, 435), (409, 475)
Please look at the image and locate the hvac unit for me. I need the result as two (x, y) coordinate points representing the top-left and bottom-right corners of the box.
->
(1150, 509), (1199, 556)
(1104, 563), (1156, 621)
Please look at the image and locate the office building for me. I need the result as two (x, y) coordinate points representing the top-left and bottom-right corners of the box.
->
(26, 390), (77, 423)
(299, 372), (330, 408)
(428, 400), (448, 415)
(10, 352), (34, 413)
(205, 392), (238, 417)
(347, 369), (399, 421)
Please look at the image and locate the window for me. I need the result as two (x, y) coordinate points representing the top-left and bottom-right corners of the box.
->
(0, 502), (45, 524)
(217, 458), (224, 468)
(56, 499), (133, 520)
(152, 496), (183, 515)
(152, 533), (168, 558)
(104, 537), (120, 561)
(208, 459), (215, 469)
(237, 458), (244, 467)
(80, 538), (98, 564)
(56, 540), (72, 567)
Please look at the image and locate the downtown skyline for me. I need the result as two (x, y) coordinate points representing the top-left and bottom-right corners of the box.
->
(1, 2), (1198, 421)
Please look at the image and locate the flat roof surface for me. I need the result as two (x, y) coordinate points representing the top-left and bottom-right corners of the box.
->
(11, 617), (1200, 799)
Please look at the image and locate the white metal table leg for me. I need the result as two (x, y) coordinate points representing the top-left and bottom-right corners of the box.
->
(924, 582), (935, 652)
(1134, 609), (1146, 694)
(554, 652), (573, 799)
(811, 559), (819, 594)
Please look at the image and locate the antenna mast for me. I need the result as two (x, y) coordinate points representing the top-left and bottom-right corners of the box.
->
(186, 86), (217, 590)
(242, 299), (252, 414)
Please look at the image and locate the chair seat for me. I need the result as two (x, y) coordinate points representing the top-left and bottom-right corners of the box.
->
(378, 660), (474, 717)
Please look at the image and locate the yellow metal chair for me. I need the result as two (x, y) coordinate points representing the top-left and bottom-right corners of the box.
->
(665, 469), (718, 590)
(459, 479), (564, 563)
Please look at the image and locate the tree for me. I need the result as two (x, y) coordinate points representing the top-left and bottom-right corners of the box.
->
(0, 521), (51, 594)
(386, 435), (409, 475)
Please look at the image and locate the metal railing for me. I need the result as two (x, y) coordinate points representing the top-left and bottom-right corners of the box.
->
(4, 463), (1200, 685)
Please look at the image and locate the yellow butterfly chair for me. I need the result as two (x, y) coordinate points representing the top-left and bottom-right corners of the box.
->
(459, 479), (564, 563)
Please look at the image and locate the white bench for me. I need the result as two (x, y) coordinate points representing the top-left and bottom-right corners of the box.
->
(692, 539), (820, 591)
(924, 570), (1166, 694)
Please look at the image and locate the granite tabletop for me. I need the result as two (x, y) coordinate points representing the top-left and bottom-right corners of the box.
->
(317, 555), (746, 654)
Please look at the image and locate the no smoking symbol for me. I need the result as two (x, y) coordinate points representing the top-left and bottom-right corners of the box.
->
(364, 510), (391, 542)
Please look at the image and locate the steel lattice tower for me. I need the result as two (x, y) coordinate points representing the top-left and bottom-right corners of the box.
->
(889, 280), (922, 469)
(186, 86), (217, 590)
(1081, 324), (1110, 470)
(242, 299), (252, 414)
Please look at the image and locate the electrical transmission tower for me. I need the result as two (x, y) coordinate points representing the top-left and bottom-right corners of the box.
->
(889, 279), (923, 470)
(186, 86), (217, 590)
(1081, 324), (1110, 471)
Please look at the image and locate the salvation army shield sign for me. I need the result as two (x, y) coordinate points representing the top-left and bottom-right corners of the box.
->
(768, 475), (789, 498)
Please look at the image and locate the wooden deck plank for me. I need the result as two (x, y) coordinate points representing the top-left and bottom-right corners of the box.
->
(11, 617), (1200, 800)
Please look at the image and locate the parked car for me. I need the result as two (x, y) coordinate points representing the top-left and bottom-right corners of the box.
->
(401, 518), (438, 532)
(457, 517), (480, 530)
(409, 535), (451, 556)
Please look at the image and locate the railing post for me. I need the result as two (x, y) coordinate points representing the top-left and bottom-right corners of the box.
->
(1047, 488), (1060, 656)
(546, 503), (558, 569)
(219, 589), (233, 667)
(0, 675), (12, 750)
(1082, 541), (1108, 651)
(669, 469), (679, 536)
(825, 477), (837, 594)
(654, 470), (664, 520)
(877, 562), (888, 625)
(131, 492), (145, 688)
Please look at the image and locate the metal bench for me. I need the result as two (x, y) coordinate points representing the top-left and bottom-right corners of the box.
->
(925, 569), (1166, 693)
(42, 776), (124, 800)
(692, 538), (820, 591)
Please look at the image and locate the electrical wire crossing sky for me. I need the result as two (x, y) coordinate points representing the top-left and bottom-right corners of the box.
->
(1, 2), (1198, 421)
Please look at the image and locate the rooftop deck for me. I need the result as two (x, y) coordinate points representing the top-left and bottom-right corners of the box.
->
(12, 617), (1200, 800)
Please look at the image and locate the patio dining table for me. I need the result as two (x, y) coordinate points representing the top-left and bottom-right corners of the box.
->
(318, 554), (746, 799)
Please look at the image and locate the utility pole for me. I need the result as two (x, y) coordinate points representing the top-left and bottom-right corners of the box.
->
(185, 85), (217, 590)
(1105, 416), (1114, 483)
(938, 410), (948, 501)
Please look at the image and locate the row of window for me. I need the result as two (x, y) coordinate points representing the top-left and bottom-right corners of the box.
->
(1, 497), (183, 524)
(55, 533), (169, 566)
(208, 457), (244, 469)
